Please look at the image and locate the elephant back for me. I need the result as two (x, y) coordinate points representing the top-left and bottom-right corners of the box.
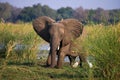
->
(32, 16), (55, 42)
(60, 19), (84, 46)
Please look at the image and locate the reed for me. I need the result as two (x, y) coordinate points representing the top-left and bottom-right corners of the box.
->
(82, 23), (120, 79)
(0, 23), (42, 64)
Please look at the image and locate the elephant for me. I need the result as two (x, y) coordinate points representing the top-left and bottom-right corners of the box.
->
(32, 16), (83, 68)
(62, 38), (87, 68)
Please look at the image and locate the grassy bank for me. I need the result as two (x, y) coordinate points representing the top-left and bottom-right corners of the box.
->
(0, 23), (120, 80)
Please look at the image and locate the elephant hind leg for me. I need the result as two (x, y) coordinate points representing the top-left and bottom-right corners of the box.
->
(57, 52), (65, 68)
(46, 53), (51, 67)
(79, 56), (83, 67)
(79, 55), (87, 67)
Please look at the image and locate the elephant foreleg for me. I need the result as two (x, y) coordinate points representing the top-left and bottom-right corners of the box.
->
(49, 37), (60, 68)
(57, 51), (65, 68)
(50, 49), (57, 68)
(57, 44), (70, 68)
(47, 51), (58, 67)
(79, 56), (83, 67)
(46, 53), (51, 66)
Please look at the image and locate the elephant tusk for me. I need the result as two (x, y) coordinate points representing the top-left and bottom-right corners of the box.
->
(57, 46), (60, 50)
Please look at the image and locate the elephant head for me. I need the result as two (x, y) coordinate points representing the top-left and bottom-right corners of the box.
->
(32, 16), (84, 68)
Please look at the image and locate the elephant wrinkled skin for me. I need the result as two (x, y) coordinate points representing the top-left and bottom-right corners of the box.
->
(32, 16), (84, 68)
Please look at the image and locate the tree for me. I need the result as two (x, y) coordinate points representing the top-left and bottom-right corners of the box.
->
(17, 4), (57, 22)
(42, 5), (57, 19)
(17, 7), (36, 22)
(94, 8), (109, 24)
(57, 7), (74, 20)
(87, 9), (96, 24)
(32, 3), (44, 17)
(10, 7), (22, 22)
(0, 2), (12, 21)
(109, 9), (120, 24)
(73, 7), (88, 21)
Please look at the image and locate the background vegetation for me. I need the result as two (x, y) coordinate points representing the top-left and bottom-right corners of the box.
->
(0, 23), (119, 80)
(0, 2), (120, 24)
(0, 2), (120, 80)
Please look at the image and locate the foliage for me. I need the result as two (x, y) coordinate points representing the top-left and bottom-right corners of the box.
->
(17, 4), (57, 22)
(0, 2), (12, 21)
(56, 7), (74, 21)
(0, 2), (120, 24)
(82, 23), (120, 79)
(0, 23), (119, 80)
(0, 2), (22, 22)
(0, 23), (42, 64)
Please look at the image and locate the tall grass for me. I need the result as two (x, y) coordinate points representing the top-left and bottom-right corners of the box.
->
(82, 23), (120, 79)
(0, 23), (42, 65)
(0, 23), (120, 80)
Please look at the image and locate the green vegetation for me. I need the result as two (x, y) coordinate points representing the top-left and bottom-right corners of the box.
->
(0, 2), (120, 24)
(83, 24), (120, 80)
(0, 23), (120, 80)
(0, 23), (42, 64)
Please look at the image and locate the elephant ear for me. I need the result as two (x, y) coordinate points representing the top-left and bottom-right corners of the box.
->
(32, 16), (55, 42)
(60, 19), (84, 46)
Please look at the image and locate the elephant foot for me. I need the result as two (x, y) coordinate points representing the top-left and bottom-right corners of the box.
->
(46, 62), (51, 67)
(56, 65), (62, 69)
(49, 64), (56, 68)
(50, 66), (54, 68)
(45, 65), (50, 68)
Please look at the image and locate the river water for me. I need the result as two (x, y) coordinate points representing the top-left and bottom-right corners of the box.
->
(0, 43), (93, 63)
(0, 43), (71, 62)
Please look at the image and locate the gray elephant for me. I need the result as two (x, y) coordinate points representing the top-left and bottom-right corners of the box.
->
(32, 16), (83, 68)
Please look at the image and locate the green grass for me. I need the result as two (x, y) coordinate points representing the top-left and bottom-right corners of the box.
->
(0, 23), (43, 64)
(0, 60), (97, 80)
(82, 23), (120, 80)
(0, 23), (120, 80)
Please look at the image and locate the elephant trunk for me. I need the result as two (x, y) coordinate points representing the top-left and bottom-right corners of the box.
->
(49, 36), (61, 68)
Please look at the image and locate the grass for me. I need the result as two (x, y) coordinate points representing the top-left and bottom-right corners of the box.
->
(0, 22), (120, 80)
(0, 23), (42, 64)
(82, 23), (120, 80)
(0, 60), (96, 80)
